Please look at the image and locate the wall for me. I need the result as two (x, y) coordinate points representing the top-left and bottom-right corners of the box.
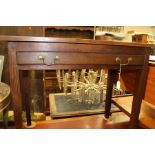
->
(123, 26), (155, 42)
(95, 26), (155, 42)
(124, 26), (155, 35)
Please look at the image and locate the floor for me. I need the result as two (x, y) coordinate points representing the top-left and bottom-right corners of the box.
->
(0, 111), (130, 129)
(24, 112), (130, 129)
(24, 96), (155, 129)
(1, 96), (155, 129)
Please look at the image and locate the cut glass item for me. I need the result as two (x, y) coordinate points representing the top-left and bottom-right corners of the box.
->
(55, 69), (126, 105)
(56, 69), (107, 104)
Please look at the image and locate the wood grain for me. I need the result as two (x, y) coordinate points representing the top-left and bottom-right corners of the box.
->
(8, 42), (23, 128)
(0, 35), (154, 48)
(0, 36), (150, 128)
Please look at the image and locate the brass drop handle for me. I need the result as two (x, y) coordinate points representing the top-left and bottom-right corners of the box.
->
(53, 55), (60, 64)
(37, 55), (60, 66)
(115, 57), (132, 66)
(115, 57), (132, 90)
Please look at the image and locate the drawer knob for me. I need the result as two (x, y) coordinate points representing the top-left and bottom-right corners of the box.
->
(53, 55), (60, 64)
(37, 55), (44, 60)
(55, 55), (59, 60)
(128, 57), (132, 62)
(115, 57), (132, 66)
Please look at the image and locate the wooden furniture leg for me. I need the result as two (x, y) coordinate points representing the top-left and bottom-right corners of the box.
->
(8, 43), (23, 128)
(22, 71), (32, 126)
(130, 67), (148, 128)
(105, 69), (116, 118)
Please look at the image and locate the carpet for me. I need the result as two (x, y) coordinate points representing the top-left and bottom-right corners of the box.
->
(49, 93), (120, 118)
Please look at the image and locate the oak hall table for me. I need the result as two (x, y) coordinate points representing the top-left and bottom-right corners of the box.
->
(0, 35), (152, 128)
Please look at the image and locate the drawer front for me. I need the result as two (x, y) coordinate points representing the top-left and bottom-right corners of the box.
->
(17, 52), (145, 66)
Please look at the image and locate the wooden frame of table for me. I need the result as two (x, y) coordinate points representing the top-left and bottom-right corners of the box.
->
(0, 35), (152, 128)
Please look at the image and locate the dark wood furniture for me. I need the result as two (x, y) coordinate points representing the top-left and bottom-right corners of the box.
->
(44, 26), (94, 111)
(0, 26), (96, 115)
(0, 26), (45, 114)
(0, 35), (152, 128)
(45, 26), (94, 39)
(0, 26), (44, 36)
(121, 62), (155, 106)
(144, 62), (155, 106)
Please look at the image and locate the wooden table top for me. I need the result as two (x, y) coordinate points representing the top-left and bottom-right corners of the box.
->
(0, 35), (155, 48)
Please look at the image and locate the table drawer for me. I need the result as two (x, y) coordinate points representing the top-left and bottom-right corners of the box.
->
(17, 52), (145, 66)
